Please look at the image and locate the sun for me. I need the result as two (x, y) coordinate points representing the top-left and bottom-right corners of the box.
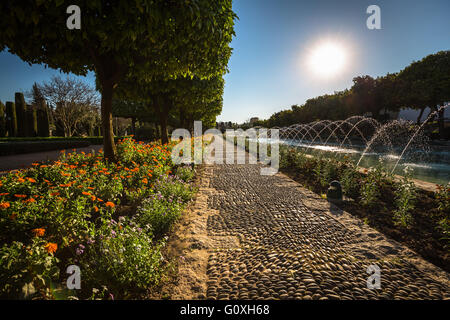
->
(307, 41), (347, 77)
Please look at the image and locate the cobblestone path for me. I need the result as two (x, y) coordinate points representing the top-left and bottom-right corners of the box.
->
(176, 138), (449, 300)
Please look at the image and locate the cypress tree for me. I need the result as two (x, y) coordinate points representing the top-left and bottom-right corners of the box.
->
(37, 100), (50, 137)
(5, 101), (17, 137)
(0, 101), (6, 137)
(27, 105), (38, 137)
(15, 92), (27, 137)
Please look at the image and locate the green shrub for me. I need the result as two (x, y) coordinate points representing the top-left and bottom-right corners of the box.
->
(175, 165), (195, 182)
(435, 183), (450, 213)
(73, 218), (166, 298)
(5, 101), (17, 137)
(15, 92), (27, 137)
(0, 140), (92, 156)
(0, 101), (6, 137)
(360, 169), (381, 208)
(341, 164), (361, 199)
(393, 168), (416, 228)
(154, 175), (195, 203)
(136, 195), (183, 237)
(0, 239), (60, 299)
(37, 101), (50, 137)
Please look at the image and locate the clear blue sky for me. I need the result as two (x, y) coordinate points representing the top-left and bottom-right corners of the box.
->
(1, 0), (449, 123)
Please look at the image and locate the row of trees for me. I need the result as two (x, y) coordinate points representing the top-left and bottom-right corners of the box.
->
(256, 51), (449, 138)
(0, 77), (103, 138)
(1, 0), (236, 159)
(0, 92), (50, 138)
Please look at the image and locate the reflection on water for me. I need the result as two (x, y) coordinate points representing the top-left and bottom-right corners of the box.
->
(254, 138), (450, 185)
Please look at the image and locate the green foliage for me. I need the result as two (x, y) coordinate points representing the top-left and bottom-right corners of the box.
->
(341, 163), (362, 199)
(5, 101), (17, 137)
(0, 239), (60, 299)
(0, 0), (236, 158)
(154, 175), (195, 203)
(73, 217), (166, 298)
(26, 105), (38, 137)
(0, 138), (195, 299)
(0, 101), (6, 137)
(175, 165), (195, 183)
(136, 195), (183, 238)
(437, 217), (449, 250)
(37, 101), (50, 137)
(262, 51), (449, 128)
(435, 183), (450, 213)
(15, 92), (27, 137)
(393, 168), (416, 228)
(313, 158), (339, 188)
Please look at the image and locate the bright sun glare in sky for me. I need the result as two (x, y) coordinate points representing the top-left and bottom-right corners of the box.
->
(308, 41), (347, 77)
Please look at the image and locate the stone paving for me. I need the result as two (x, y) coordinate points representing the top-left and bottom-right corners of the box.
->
(199, 138), (449, 300)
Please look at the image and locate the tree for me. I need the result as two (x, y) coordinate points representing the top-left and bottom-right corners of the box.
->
(398, 51), (450, 136)
(5, 102), (17, 137)
(173, 76), (225, 132)
(14, 92), (27, 137)
(38, 76), (99, 137)
(0, 101), (6, 137)
(0, 1), (236, 159)
(112, 99), (150, 136)
(27, 82), (45, 106)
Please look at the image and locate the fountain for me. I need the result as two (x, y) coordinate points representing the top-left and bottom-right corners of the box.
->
(275, 107), (450, 185)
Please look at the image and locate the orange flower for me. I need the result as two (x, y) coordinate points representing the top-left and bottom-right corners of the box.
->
(23, 198), (36, 204)
(0, 202), (10, 209)
(142, 178), (148, 184)
(93, 206), (99, 212)
(97, 198), (103, 202)
(14, 194), (27, 198)
(40, 165), (48, 168)
(50, 192), (60, 197)
(27, 178), (36, 183)
(32, 228), (45, 237)
(105, 202), (115, 208)
(82, 191), (91, 196)
(32, 163), (39, 166)
(0, 193), (9, 196)
(17, 177), (25, 183)
(91, 195), (96, 201)
(44, 243), (58, 254)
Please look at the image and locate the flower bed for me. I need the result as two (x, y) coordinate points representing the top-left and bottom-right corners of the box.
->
(279, 145), (450, 272)
(0, 137), (196, 299)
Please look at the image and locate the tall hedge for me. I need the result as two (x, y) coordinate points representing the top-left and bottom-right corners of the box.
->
(0, 101), (6, 137)
(5, 101), (17, 137)
(14, 92), (27, 137)
(26, 105), (38, 137)
(37, 101), (50, 137)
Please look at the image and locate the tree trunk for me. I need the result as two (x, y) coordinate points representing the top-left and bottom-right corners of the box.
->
(416, 106), (425, 125)
(153, 95), (170, 144)
(101, 82), (116, 160)
(131, 117), (136, 135)
(158, 106), (169, 144)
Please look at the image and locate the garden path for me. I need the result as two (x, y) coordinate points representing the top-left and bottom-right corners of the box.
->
(170, 137), (449, 300)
